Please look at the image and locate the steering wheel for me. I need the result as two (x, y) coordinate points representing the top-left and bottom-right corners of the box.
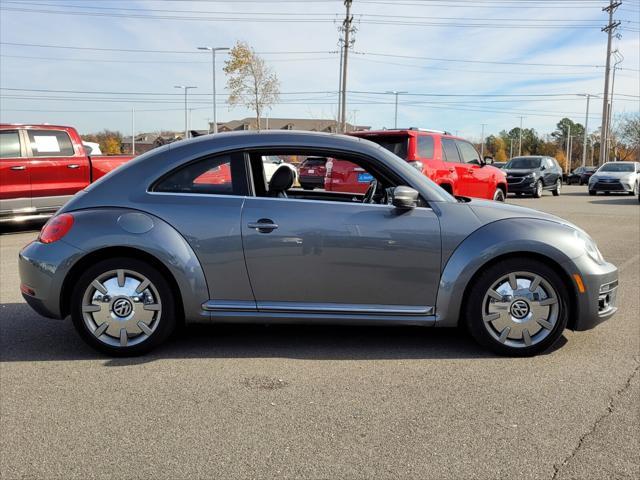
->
(362, 179), (378, 204)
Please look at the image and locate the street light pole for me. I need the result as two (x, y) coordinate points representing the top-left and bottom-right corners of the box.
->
(174, 85), (197, 139)
(386, 91), (407, 129)
(579, 94), (593, 168)
(518, 116), (525, 156)
(198, 47), (229, 134)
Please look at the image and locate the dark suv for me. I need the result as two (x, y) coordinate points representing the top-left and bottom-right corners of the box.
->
(503, 156), (563, 198)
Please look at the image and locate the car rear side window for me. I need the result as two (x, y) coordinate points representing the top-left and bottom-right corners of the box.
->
(441, 138), (461, 163)
(456, 140), (481, 165)
(154, 153), (248, 196)
(27, 130), (75, 157)
(416, 135), (434, 159)
(0, 130), (21, 158)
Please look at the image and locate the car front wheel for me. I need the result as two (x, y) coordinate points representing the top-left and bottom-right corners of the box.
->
(493, 188), (505, 202)
(533, 180), (543, 198)
(70, 257), (176, 356)
(552, 179), (561, 196)
(465, 258), (568, 356)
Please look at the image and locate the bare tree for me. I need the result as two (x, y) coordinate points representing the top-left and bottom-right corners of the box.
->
(223, 41), (279, 131)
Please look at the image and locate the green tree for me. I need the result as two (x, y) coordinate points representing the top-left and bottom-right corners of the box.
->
(224, 41), (280, 131)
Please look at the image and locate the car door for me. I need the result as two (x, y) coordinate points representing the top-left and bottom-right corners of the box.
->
(440, 138), (465, 195)
(455, 139), (492, 198)
(541, 158), (556, 187)
(0, 129), (31, 215)
(25, 128), (90, 212)
(241, 152), (442, 315)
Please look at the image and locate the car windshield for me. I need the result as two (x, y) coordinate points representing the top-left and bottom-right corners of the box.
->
(598, 163), (634, 172)
(359, 135), (409, 160)
(505, 158), (541, 169)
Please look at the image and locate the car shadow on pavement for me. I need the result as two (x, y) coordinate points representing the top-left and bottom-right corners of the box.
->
(0, 302), (567, 364)
(588, 197), (638, 206)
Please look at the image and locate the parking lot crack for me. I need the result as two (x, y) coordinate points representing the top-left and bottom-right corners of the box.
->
(551, 361), (640, 479)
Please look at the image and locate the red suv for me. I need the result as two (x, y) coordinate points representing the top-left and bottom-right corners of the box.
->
(328, 129), (506, 201)
(298, 156), (327, 190)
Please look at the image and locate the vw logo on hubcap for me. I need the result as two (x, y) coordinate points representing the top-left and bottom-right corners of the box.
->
(112, 298), (133, 318)
(510, 300), (530, 320)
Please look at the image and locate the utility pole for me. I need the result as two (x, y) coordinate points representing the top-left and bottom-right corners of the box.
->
(174, 85), (197, 139)
(566, 123), (572, 172)
(340, 0), (353, 133)
(606, 50), (624, 162)
(518, 116), (524, 156)
(198, 46), (229, 134)
(480, 123), (487, 158)
(336, 35), (344, 131)
(509, 138), (513, 159)
(579, 94), (593, 167)
(599, 0), (621, 166)
(131, 107), (135, 155)
(386, 91), (407, 129)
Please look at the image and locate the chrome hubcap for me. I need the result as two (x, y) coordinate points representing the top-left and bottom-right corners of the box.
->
(482, 271), (559, 348)
(82, 269), (161, 348)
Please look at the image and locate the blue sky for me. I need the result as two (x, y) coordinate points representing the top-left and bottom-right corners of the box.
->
(1, 0), (638, 141)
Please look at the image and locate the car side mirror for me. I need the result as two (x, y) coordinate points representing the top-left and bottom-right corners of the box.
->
(391, 186), (419, 209)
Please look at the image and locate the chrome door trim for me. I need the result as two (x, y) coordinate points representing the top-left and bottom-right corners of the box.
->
(202, 300), (257, 312)
(257, 302), (433, 316)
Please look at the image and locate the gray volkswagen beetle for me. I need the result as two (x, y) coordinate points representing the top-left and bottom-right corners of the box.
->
(19, 131), (618, 356)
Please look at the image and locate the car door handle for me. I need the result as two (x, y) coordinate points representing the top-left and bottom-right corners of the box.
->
(10, 165), (26, 170)
(247, 220), (278, 232)
(67, 164), (80, 169)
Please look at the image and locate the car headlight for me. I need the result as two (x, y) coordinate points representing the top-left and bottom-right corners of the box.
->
(524, 173), (535, 179)
(573, 229), (605, 264)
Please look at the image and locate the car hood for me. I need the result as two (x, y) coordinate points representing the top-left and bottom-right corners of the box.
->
(503, 168), (537, 175)
(590, 171), (634, 180)
(467, 198), (573, 228)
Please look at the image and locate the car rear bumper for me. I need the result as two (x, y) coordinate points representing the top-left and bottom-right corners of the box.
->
(562, 255), (619, 331)
(19, 239), (84, 319)
(299, 175), (325, 186)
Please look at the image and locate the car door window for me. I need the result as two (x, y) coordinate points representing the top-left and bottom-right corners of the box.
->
(153, 153), (248, 195)
(416, 135), (434, 159)
(441, 139), (461, 163)
(456, 140), (481, 165)
(0, 130), (22, 158)
(26, 130), (75, 157)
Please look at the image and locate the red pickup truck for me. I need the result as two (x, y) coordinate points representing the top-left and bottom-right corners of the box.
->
(329, 128), (507, 201)
(0, 124), (134, 221)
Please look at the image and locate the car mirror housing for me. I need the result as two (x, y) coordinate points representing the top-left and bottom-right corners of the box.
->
(392, 186), (419, 209)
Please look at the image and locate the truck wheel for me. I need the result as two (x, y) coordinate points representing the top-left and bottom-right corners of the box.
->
(70, 257), (176, 356)
(493, 188), (505, 202)
(552, 179), (561, 196)
(533, 180), (543, 198)
(464, 258), (568, 357)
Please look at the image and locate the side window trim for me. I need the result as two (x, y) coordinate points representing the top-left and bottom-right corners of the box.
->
(0, 129), (24, 159)
(25, 129), (75, 157)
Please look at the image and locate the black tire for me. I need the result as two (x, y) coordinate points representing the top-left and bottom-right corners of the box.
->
(552, 179), (561, 196)
(301, 184), (314, 190)
(493, 188), (505, 202)
(464, 258), (569, 357)
(70, 257), (177, 356)
(589, 189), (596, 196)
(533, 180), (543, 198)
(629, 182), (638, 196)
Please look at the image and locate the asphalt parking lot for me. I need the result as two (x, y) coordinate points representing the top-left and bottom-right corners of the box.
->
(1, 185), (638, 480)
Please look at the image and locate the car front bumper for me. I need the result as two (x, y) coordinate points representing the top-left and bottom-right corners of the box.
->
(506, 177), (536, 193)
(19, 239), (85, 319)
(589, 179), (634, 192)
(561, 254), (619, 331)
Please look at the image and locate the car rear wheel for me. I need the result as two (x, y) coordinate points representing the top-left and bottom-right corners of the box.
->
(533, 180), (543, 198)
(70, 257), (176, 356)
(552, 179), (561, 196)
(493, 188), (505, 202)
(465, 258), (568, 356)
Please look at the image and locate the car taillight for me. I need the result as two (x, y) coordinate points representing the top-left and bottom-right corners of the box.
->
(39, 213), (74, 244)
